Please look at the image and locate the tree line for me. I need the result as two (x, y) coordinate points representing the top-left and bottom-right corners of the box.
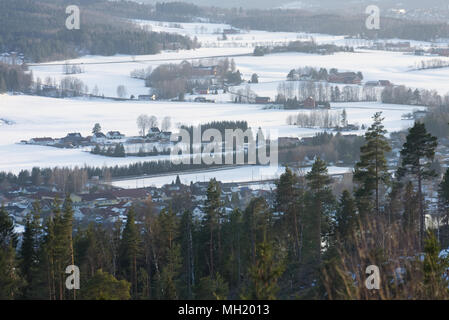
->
(0, 0), (197, 62)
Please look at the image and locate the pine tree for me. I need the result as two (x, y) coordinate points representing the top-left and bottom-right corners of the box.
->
(80, 269), (131, 300)
(422, 232), (449, 299)
(335, 190), (357, 241)
(195, 273), (229, 300)
(119, 207), (141, 298)
(203, 179), (222, 277)
(19, 201), (42, 299)
(439, 168), (449, 226)
(92, 123), (101, 134)
(0, 206), (22, 299)
(275, 167), (302, 262)
(403, 182), (419, 234)
(353, 112), (391, 216)
(304, 158), (334, 272)
(242, 241), (285, 300)
(398, 122), (438, 249)
(180, 210), (195, 299)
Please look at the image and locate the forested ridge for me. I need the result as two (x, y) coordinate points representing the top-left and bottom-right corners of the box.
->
(0, 0), (197, 62)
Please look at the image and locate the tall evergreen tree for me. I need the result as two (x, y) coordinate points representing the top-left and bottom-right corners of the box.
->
(0, 206), (22, 299)
(353, 112), (391, 216)
(180, 210), (195, 299)
(439, 168), (449, 227)
(275, 167), (302, 263)
(305, 158), (334, 263)
(242, 241), (285, 300)
(335, 190), (357, 242)
(422, 232), (449, 299)
(19, 201), (42, 299)
(119, 207), (141, 298)
(203, 179), (222, 277)
(398, 122), (438, 249)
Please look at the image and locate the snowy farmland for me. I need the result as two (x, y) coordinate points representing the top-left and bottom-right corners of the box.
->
(1, 20), (442, 177)
(29, 48), (449, 99)
(28, 20), (449, 99)
(0, 94), (422, 174)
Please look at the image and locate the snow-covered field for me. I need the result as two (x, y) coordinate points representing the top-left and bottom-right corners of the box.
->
(0, 94), (422, 174)
(110, 165), (352, 188)
(28, 19), (449, 99)
(1, 20), (441, 177)
(29, 49), (449, 99)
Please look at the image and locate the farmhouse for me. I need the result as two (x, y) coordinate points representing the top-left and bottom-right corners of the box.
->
(328, 72), (362, 85)
(303, 97), (316, 108)
(192, 65), (217, 78)
(91, 132), (107, 144)
(107, 131), (125, 139)
(28, 137), (55, 146)
(255, 96), (271, 104)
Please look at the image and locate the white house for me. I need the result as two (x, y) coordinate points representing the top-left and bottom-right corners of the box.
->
(91, 132), (107, 144)
(107, 131), (125, 139)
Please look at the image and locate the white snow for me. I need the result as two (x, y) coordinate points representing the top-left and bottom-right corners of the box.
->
(110, 165), (352, 188)
(0, 94), (422, 174)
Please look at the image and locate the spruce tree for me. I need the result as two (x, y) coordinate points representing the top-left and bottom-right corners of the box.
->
(0, 206), (22, 299)
(19, 201), (42, 299)
(242, 241), (284, 300)
(275, 167), (302, 262)
(353, 112), (391, 216)
(203, 179), (222, 277)
(398, 122), (438, 249)
(119, 207), (141, 298)
(422, 232), (449, 299)
(439, 168), (449, 227)
(305, 158), (334, 267)
(80, 269), (131, 300)
(335, 190), (357, 242)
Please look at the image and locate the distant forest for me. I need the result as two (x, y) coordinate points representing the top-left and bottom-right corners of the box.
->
(0, 0), (198, 62)
(140, 2), (449, 42)
(222, 9), (449, 42)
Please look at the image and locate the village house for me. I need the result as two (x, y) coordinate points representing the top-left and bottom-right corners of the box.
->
(303, 97), (316, 108)
(193, 85), (210, 95)
(91, 132), (107, 144)
(28, 137), (55, 146)
(255, 96), (271, 104)
(191, 65), (217, 78)
(328, 72), (362, 85)
(60, 132), (87, 147)
(106, 131), (125, 140)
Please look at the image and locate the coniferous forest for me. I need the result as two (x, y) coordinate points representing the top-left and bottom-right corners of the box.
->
(2, 114), (449, 300)
(0, 0), (198, 62)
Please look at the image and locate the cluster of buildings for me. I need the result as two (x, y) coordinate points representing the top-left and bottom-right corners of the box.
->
(0, 179), (275, 231)
(24, 131), (126, 148)
(24, 126), (173, 151)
